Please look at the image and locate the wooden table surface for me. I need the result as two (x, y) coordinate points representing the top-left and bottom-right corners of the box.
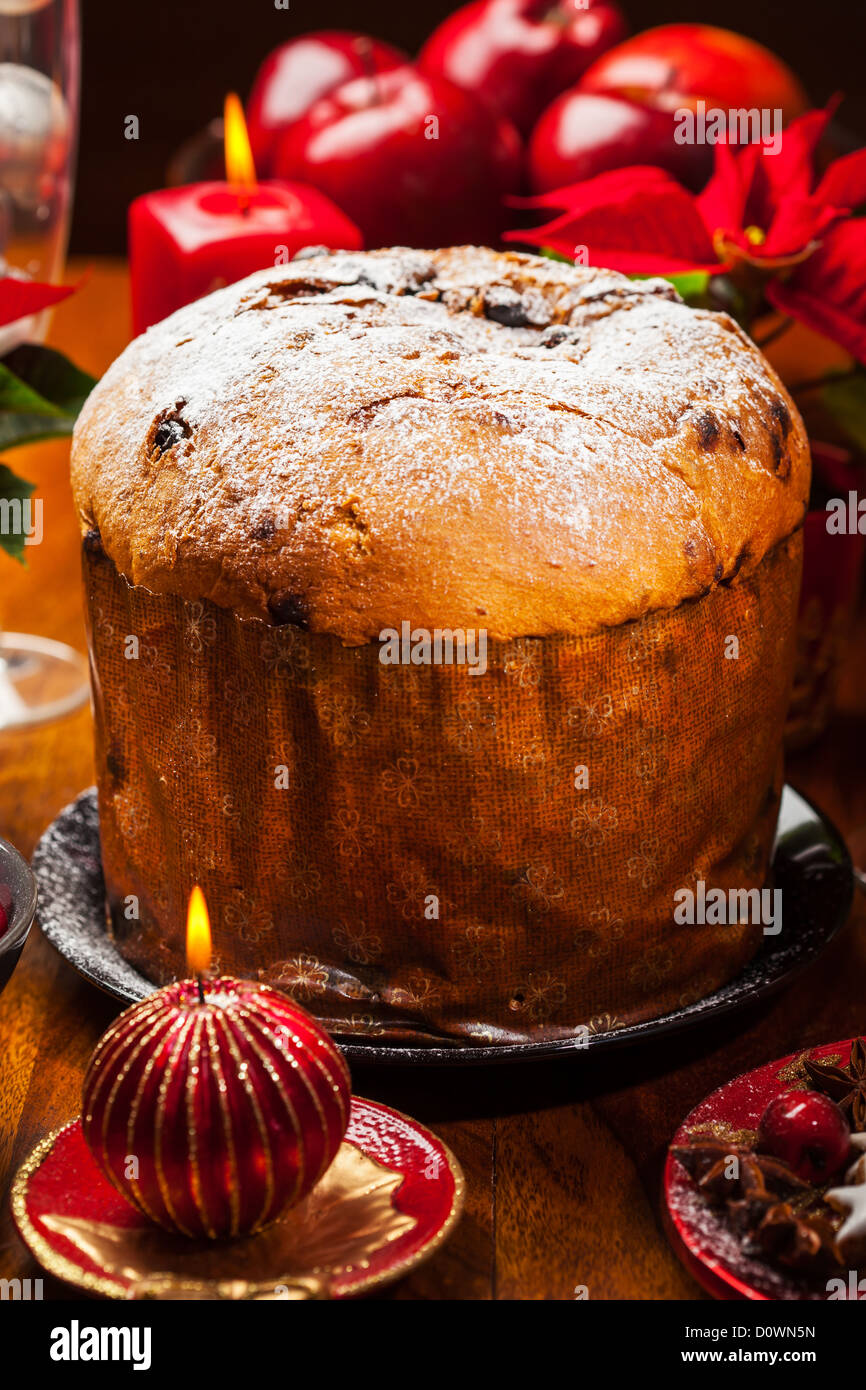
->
(1, 262), (864, 1301)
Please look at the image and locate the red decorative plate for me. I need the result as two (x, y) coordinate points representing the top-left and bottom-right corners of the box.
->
(664, 1039), (861, 1301)
(11, 1097), (464, 1299)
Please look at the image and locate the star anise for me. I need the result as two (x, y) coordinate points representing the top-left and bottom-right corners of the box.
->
(804, 1037), (866, 1132)
(671, 1138), (810, 1207)
(672, 1128), (847, 1283)
(748, 1202), (842, 1275)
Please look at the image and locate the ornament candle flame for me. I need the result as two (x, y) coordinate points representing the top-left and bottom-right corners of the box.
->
(186, 883), (211, 980)
(82, 890), (351, 1239)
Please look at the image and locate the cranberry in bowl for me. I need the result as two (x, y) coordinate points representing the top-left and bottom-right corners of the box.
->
(0, 834), (37, 995)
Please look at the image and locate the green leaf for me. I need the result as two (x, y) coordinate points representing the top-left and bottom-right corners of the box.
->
(0, 461), (36, 563)
(540, 247), (575, 265)
(663, 271), (711, 303)
(3, 343), (96, 413)
(0, 343), (97, 450)
(821, 372), (866, 454)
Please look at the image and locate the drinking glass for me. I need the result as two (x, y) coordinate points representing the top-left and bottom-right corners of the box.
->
(0, 0), (87, 734)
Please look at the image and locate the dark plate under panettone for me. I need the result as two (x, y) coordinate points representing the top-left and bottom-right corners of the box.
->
(33, 786), (853, 1067)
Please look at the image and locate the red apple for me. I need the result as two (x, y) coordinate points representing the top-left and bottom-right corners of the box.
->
(757, 1090), (851, 1185)
(579, 23), (808, 121)
(528, 23), (808, 194)
(529, 90), (712, 193)
(420, 0), (627, 137)
(247, 30), (408, 172)
(273, 64), (522, 250)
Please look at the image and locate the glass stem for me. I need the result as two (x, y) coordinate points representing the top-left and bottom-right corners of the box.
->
(0, 652), (29, 726)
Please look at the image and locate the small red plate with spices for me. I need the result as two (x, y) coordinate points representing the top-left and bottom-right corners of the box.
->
(664, 1039), (866, 1301)
(10, 1097), (464, 1299)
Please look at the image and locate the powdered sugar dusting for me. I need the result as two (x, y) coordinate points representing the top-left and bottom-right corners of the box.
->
(72, 246), (809, 642)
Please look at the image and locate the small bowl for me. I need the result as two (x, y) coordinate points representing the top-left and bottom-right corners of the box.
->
(0, 834), (37, 994)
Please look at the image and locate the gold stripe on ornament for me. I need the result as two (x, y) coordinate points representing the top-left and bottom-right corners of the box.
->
(122, 1011), (190, 1228)
(240, 1000), (340, 1181)
(204, 1011), (241, 1238)
(84, 1022), (129, 1095)
(257, 994), (351, 1108)
(88, 1005), (171, 1118)
(290, 1027), (351, 1131)
(97, 1009), (177, 1138)
(310, 1027), (352, 1096)
(185, 1012), (217, 1239)
(248, 1000), (351, 1184)
(278, 1027), (345, 1183)
(276, 1006), (352, 1114)
(85, 993), (164, 1078)
(153, 1015), (198, 1237)
(238, 999), (345, 1161)
(220, 1012), (276, 1230)
(228, 1009), (307, 1209)
(96, 1012), (184, 1226)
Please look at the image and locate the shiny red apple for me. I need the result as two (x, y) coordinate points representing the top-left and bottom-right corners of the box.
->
(529, 90), (711, 192)
(420, 0), (627, 137)
(247, 30), (408, 172)
(579, 23), (808, 120)
(528, 23), (808, 194)
(274, 64), (522, 250)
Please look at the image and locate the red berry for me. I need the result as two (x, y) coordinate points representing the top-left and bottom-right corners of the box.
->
(0, 904), (8, 939)
(757, 1089), (851, 1184)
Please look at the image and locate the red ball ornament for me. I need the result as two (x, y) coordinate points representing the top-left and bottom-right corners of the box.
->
(82, 978), (351, 1239)
(757, 1089), (851, 1185)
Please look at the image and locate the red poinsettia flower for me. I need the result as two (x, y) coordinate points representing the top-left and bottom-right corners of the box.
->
(0, 276), (76, 330)
(507, 165), (724, 276)
(507, 106), (866, 363)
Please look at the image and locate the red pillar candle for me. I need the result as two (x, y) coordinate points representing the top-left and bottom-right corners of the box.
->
(128, 94), (362, 335)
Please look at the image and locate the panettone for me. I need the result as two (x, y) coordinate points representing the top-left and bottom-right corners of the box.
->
(71, 246), (809, 1044)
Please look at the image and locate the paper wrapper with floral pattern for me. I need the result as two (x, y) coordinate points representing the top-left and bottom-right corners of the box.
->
(83, 531), (802, 1046)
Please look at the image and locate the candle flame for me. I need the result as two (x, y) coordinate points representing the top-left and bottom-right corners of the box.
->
(186, 885), (212, 977)
(224, 93), (257, 201)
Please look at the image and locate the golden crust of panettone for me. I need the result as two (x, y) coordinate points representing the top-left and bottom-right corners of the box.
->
(71, 246), (810, 644)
